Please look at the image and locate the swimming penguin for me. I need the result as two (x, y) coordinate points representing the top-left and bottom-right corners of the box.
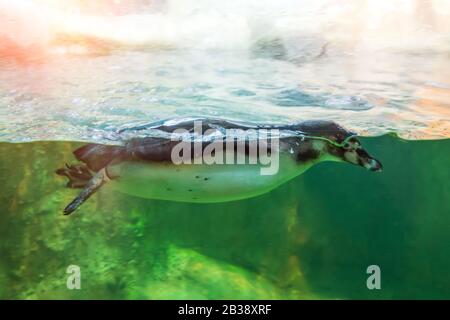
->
(56, 117), (382, 215)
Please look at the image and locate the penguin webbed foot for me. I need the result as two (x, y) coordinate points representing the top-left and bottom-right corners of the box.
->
(56, 163), (93, 189)
(62, 169), (108, 215)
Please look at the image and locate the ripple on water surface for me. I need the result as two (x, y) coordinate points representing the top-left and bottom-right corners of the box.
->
(0, 50), (449, 143)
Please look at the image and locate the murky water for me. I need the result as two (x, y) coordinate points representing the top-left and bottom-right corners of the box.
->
(0, 137), (449, 299)
(0, 0), (449, 299)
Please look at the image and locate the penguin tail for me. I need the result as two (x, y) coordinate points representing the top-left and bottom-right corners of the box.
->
(73, 144), (125, 171)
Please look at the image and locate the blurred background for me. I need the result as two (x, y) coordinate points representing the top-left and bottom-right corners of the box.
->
(1, 0), (450, 58)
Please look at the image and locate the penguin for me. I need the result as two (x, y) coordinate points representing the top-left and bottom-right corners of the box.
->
(56, 117), (382, 215)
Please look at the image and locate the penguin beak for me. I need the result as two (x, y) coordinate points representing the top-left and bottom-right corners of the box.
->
(342, 147), (383, 172)
(364, 157), (383, 172)
(356, 149), (383, 172)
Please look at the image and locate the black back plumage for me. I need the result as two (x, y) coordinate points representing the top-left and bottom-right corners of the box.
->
(71, 118), (354, 170)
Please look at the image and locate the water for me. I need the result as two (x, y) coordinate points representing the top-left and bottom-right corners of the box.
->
(1, 137), (449, 299)
(1, 49), (449, 142)
(0, 0), (449, 299)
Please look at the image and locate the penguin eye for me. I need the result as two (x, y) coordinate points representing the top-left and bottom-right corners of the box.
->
(342, 137), (360, 150)
(342, 141), (352, 150)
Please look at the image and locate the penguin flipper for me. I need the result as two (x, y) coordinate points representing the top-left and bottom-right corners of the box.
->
(63, 169), (109, 215)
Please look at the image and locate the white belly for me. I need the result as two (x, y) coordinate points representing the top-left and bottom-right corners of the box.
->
(107, 154), (311, 203)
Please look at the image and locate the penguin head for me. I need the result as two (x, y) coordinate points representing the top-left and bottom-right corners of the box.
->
(326, 135), (383, 172)
(296, 121), (382, 172)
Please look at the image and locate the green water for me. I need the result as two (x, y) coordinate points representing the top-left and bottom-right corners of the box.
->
(0, 135), (449, 299)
